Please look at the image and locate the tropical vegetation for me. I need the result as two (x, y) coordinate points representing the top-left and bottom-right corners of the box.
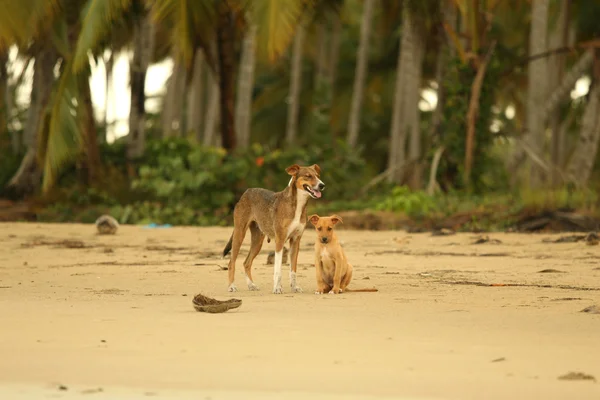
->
(1, 0), (600, 231)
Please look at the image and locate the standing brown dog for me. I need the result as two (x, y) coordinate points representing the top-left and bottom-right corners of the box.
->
(309, 214), (378, 294)
(223, 164), (325, 294)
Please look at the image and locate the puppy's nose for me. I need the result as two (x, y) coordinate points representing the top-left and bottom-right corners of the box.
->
(321, 237), (328, 244)
(318, 182), (325, 190)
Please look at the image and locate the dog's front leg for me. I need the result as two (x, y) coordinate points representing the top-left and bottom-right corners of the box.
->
(314, 258), (329, 295)
(272, 238), (285, 294)
(288, 236), (303, 293)
(330, 259), (343, 294)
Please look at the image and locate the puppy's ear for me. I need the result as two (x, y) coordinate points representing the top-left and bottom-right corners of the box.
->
(330, 215), (343, 225)
(311, 164), (321, 175)
(286, 164), (300, 176)
(309, 214), (320, 226)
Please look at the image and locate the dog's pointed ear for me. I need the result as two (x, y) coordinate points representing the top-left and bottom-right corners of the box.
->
(330, 215), (343, 225)
(286, 164), (300, 176)
(309, 214), (320, 226)
(311, 164), (321, 175)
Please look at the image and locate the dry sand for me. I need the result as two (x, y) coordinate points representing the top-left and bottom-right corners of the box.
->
(0, 222), (599, 399)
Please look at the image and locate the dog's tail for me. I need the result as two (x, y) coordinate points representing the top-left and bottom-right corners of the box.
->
(222, 234), (233, 258)
(345, 288), (379, 293)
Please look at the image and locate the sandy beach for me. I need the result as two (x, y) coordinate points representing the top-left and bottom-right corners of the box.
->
(0, 222), (599, 399)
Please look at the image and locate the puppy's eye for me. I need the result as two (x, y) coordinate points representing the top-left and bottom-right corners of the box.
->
(305, 174), (311, 178)
(327, 227), (332, 231)
(317, 227), (322, 231)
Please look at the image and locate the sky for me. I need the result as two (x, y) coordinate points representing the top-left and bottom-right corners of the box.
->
(7, 47), (591, 143)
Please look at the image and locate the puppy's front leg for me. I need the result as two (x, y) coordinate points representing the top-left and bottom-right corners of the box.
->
(330, 259), (343, 294)
(314, 257), (329, 295)
(273, 239), (285, 294)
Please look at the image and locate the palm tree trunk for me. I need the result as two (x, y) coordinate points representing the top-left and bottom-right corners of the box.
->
(388, 3), (414, 184)
(328, 13), (341, 94)
(7, 47), (57, 194)
(407, 31), (425, 189)
(235, 23), (257, 148)
(526, 0), (549, 188)
(314, 22), (328, 88)
(128, 11), (155, 159)
(79, 73), (101, 184)
(565, 76), (600, 186)
(162, 60), (186, 137)
(285, 23), (305, 144)
(188, 50), (205, 143)
(204, 69), (220, 147)
(347, 0), (375, 148)
(0, 49), (8, 144)
(548, 0), (570, 185)
(215, 0), (237, 151)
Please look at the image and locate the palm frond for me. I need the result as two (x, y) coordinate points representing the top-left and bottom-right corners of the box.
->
(150, 0), (217, 71)
(250, 0), (308, 63)
(0, 0), (61, 46)
(39, 57), (85, 193)
(73, 0), (132, 72)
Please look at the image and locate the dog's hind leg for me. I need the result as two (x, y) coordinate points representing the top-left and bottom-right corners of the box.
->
(288, 236), (303, 293)
(340, 263), (353, 292)
(243, 222), (264, 291)
(228, 217), (249, 293)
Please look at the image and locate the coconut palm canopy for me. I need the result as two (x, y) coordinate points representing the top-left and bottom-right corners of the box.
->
(1, 0), (600, 221)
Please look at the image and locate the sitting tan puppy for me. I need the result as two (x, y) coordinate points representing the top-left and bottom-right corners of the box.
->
(309, 214), (378, 294)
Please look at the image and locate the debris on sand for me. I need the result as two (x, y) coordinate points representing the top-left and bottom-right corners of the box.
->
(431, 228), (455, 237)
(266, 247), (289, 265)
(542, 232), (599, 244)
(537, 269), (566, 274)
(557, 371), (596, 382)
(22, 238), (89, 249)
(95, 215), (119, 235)
(471, 235), (502, 245)
(585, 232), (599, 246)
(580, 305), (600, 314)
(192, 293), (242, 313)
(491, 357), (506, 363)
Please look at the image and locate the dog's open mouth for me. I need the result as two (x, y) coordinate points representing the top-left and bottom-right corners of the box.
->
(304, 184), (322, 199)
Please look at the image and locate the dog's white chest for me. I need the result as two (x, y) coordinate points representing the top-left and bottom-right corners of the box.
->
(286, 193), (308, 240)
(286, 218), (305, 240)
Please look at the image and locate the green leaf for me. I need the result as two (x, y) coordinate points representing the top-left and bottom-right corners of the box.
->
(73, 0), (132, 72)
(41, 57), (85, 193)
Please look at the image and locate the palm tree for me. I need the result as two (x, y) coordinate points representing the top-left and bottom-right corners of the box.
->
(128, 5), (155, 160)
(235, 22), (257, 148)
(188, 49), (205, 142)
(0, 48), (8, 142)
(526, 0), (550, 188)
(347, 0), (375, 148)
(8, 45), (58, 193)
(285, 23), (305, 144)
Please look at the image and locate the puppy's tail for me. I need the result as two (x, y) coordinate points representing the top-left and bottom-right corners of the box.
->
(222, 234), (233, 258)
(345, 288), (379, 293)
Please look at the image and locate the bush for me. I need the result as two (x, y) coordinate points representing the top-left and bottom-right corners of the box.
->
(98, 138), (371, 226)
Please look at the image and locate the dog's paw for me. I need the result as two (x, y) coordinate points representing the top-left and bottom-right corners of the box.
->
(291, 286), (303, 293)
(328, 288), (342, 294)
(228, 284), (238, 292)
(273, 286), (283, 294)
(314, 291), (323, 295)
(247, 282), (260, 291)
